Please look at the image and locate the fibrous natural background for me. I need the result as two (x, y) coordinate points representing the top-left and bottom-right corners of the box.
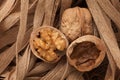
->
(0, 0), (120, 80)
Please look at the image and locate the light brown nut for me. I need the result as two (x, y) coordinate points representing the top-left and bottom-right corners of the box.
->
(66, 35), (106, 72)
(81, 8), (93, 35)
(60, 7), (93, 41)
(30, 26), (68, 63)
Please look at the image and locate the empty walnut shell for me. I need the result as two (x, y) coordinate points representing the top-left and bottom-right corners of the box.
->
(66, 35), (106, 72)
(60, 7), (93, 42)
(30, 26), (68, 63)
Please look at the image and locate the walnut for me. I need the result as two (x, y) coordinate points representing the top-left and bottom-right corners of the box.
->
(66, 35), (106, 72)
(60, 7), (93, 41)
(30, 26), (68, 63)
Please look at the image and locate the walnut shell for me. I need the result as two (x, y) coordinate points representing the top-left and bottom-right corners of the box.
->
(30, 26), (69, 63)
(66, 35), (106, 72)
(60, 7), (93, 41)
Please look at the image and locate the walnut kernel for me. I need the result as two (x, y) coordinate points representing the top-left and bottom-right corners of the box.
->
(30, 26), (68, 63)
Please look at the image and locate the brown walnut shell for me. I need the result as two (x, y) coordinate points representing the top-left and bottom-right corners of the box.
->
(66, 35), (106, 71)
(60, 7), (93, 42)
(30, 26), (69, 63)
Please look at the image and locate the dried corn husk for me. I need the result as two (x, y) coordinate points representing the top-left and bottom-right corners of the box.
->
(66, 71), (84, 80)
(0, 0), (120, 79)
(86, 0), (120, 69)
(27, 62), (56, 76)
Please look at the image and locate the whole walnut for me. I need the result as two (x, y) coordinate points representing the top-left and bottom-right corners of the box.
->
(60, 7), (93, 41)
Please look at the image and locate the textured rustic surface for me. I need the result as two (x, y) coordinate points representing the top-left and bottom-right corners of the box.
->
(0, 0), (120, 80)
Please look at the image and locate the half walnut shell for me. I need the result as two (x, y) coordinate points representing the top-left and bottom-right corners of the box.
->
(66, 35), (106, 71)
(30, 26), (68, 63)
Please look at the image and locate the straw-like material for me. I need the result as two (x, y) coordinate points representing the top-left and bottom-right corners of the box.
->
(0, 0), (120, 80)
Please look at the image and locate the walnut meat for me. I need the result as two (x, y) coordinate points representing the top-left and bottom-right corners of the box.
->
(60, 7), (93, 41)
(30, 26), (68, 63)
